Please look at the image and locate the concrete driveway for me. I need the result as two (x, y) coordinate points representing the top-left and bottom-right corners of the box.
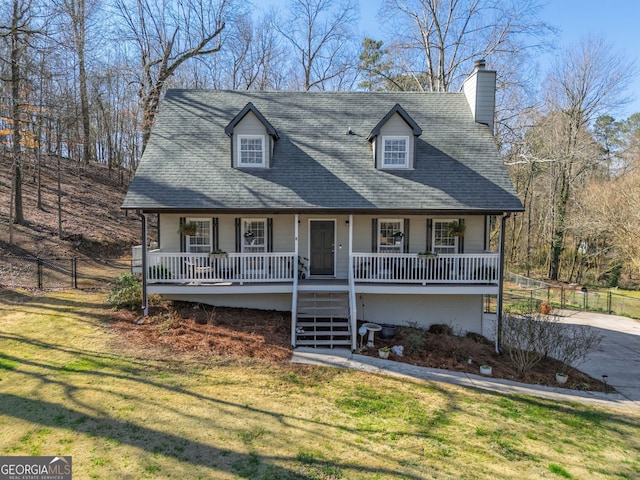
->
(556, 310), (640, 403)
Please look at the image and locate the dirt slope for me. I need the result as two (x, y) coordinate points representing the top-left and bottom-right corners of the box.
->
(0, 153), (146, 260)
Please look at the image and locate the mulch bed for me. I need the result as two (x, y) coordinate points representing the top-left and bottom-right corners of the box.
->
(110, 302), (293, 362)
(109, 301), (610, 392)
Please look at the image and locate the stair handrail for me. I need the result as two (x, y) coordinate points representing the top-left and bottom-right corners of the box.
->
(348, 253), (357, 351)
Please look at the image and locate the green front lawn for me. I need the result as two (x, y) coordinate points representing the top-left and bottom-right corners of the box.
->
(1, 289), (639, 479)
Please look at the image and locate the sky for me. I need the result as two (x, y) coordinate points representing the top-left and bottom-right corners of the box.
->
(539, 0), (640, 117)
(266, 0), (639, 117)
(357, 0), (640, 118)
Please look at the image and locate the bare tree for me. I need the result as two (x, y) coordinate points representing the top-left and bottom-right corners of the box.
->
(217, 11), (289, 91)
(114, 0), (229, 150)
(543, 36), (635, 280)
(0, 0), (43, 226)
(383, 0), (553, 92)
(276, 0), (359, 91)
(56, 0), (99, 164)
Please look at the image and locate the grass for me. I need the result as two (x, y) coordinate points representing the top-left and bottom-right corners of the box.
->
(504, 284), (640, 320)
(1, 288), (639, 479)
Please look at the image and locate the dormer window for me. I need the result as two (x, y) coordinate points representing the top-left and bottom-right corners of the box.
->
(382, 136), (409, 168)
(239, 135), (265, 167)
(225, 102), (278, 169)
(368, 104), (421, 170)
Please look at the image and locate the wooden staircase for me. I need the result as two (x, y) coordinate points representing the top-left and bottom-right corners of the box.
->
(295, 291), (351, 348)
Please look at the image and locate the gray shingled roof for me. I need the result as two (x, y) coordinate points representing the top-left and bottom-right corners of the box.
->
(122, 90), (523, 213)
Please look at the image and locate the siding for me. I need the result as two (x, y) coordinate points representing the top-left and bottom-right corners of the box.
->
(158, 213), (490, 274)
(357, 294), (484, 335)
(377, 113), (415, 168)
(463, 69), (496, 133)
(233, 111), (269, 167)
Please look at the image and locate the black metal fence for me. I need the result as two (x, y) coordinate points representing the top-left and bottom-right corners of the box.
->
(0, 255), (131, 290)
(505, 272), (640, 320)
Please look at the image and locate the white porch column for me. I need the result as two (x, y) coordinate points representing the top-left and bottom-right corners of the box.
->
(291, 214), (300, 347)
(348, 214), (356, 350)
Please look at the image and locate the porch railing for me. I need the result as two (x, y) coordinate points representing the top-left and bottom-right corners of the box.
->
(147, 252), (296, 284)
(351, 253), (500, 284)
(145, 251), (499, 285)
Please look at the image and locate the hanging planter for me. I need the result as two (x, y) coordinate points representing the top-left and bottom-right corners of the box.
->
(448, 221), (465, 237)
(178, 221), (198, 236)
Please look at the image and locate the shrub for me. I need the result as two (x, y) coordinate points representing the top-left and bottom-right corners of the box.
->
(501, 313), (603, 375)
(551, 324), (603, 374)
(428, 324), (453, 335)
(501, 313), (561, 373)
(149, 264), (172, 280)
(107, 273), (142, 311)
(402, 325), (427, 356)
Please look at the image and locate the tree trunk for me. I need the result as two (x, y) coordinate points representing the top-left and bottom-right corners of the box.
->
(11, 0), (25, 225)
(72, 0), (92, 164)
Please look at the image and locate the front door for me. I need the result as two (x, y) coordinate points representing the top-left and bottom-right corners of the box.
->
(310, 221), (335, 276)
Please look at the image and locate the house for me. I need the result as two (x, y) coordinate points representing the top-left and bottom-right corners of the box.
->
(122, 60), (523, 349)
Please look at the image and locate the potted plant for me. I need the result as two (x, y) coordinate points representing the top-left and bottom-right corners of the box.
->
(210, 249), (228, 259)
(480, 364), (492, 375)
(178, 221), (198, 236)
(448, 221), (465, 237)
(555, 371), (568, 384)
(378, 346), (391, 359)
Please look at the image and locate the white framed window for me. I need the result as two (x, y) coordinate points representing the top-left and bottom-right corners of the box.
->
(378, 219), (403, 253)
(433, 220), (457, 254)
(242, 218), (266, 253)
(186, 218), (212, 253)
(238, 135), (265, 167)
(382, 136), (409, 168)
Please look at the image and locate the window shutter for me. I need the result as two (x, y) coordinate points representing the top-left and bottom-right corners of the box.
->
(403, 218), (410, 253)
(179, 217), (186, 252)
(157, 214), (161, 248)
(235, 218), (241, 252)
(267, 218), (273, 252)
(212, 218), (219, 251)
(371, 218), (378, 252)
(457, 218), (465, 253)
(426, 219), (433, 252)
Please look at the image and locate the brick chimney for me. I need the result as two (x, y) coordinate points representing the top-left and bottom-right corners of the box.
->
(462, 59), (497, 134)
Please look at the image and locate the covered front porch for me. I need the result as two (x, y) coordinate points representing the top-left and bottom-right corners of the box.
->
(138, 212), (507, 349)
(145, 251), (500, 287)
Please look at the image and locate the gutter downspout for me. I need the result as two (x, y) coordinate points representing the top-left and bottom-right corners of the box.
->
(141, 212), (149, 316)
(495, 212), (510, 353)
